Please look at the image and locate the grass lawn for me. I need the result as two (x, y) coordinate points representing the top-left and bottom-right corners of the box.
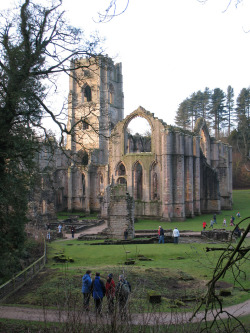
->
(134, 189), (250, 231)
(4, 190), (250, 325)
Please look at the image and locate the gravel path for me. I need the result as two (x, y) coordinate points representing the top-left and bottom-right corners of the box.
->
(0, 300), (249, 325)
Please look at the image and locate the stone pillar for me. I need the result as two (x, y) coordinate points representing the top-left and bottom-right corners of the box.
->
(105, 185), (134, 239)
(161, 129), (173, 221)
(193, 137), (201, 215)
(173, 133), (185, 221)
(184, 135), (194, 217)
(67, 166), (73, 211)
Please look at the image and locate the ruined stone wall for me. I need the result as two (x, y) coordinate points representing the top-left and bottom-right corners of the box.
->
(102, 185), (134, 239)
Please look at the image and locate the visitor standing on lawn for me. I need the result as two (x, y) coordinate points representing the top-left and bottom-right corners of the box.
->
(158, 226), (164, 244)
(106, 273), (115, 314)
(82, 270), (92, 311)
(92, 272), (106, 316)
(116, 274), (131, 319)
(172, 227), (180, 244)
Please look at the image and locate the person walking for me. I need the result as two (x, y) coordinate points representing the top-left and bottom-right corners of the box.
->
(230, 216), (235, 226)
(105, 273), (115, 314)
(209, 219), (214, 229)
(92, 272), (106, 315)
(172, 227), (180, 244)
(213, 214), (217, 224)
(58, 224), (62, 233)
(202, 221), (207, 230)
(158, 226), (164, 244)
(82, 270), (92, 311)
(223, 218), (227, 227)
(115, 274), (131, 319)
(71, 226), (75, 238)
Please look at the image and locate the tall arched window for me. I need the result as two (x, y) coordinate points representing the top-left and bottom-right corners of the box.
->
(116, 162), (126, 176)
(150, 162), (159, 200)
(82, 85), (92, 102)
(133, 162), (143, 200)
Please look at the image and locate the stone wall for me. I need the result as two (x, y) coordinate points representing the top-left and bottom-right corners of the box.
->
(101, 184), (135, 239)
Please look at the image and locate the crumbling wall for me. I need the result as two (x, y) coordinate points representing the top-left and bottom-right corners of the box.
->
(101, 184), (135, 239)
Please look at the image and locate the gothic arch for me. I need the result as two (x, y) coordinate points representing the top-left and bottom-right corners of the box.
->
(124, 111), (153, 154)
(150, 161), (160, 200)
(81, 84), (92, 102)
(115, 161), (126, 176)
(132, 161), (143, 200)
(117, 177), (127, 186)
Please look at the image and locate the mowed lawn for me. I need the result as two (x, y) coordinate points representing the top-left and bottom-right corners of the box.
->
(46, 189), (250, 308)
(134, 189), (250, 231)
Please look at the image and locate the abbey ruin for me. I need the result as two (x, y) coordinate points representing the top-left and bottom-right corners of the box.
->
(34, 56), (232, 223)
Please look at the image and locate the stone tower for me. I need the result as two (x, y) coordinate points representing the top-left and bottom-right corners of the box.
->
(66, 56), (124, 212)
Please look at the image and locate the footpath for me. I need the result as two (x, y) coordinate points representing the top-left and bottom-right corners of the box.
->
(0, 300), (250, 325)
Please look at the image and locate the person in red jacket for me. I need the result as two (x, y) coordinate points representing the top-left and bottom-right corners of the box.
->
(202, 221), (207, 230)
(106, 273), (115, 314)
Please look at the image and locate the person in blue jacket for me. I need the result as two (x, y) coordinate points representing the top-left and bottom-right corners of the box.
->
(82, 270), (92, 311)
(91, 272), (106, 315)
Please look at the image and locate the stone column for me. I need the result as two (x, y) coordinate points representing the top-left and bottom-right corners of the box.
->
(173, 132), (185, 221)
(193, 137), (201, 215)
(184, 135), (194, 217)
(161, 129), (173, 221)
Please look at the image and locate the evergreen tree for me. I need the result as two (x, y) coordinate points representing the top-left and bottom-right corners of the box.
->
(210, 88), (226, 139)
(225, 85), (235, 136)
(175, 99), (191, 130)
(235, 88), (250, 160)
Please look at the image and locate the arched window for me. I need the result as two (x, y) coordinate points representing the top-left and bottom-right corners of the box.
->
(117, 177), (127, 186)
(125, 116), (151, 154)
(116, 162), (126, 176)
(133, 162), (143, 200)
(150, 162), (159, 200)
(82, 85), (92, 102)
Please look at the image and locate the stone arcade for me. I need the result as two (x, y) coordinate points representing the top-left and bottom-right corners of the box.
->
(35, 56), (232, 226)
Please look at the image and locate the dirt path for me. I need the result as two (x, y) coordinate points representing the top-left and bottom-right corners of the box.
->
(63, 221), (107, 240)
(0, 300), (249, 325)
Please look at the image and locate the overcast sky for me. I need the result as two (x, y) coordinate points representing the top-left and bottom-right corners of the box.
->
(2, 0), (250, 128)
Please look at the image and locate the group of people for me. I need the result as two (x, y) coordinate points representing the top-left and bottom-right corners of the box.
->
(202, 211), (241, 232)
(157, 226), (180, 244)
(82, 270), (131, 317)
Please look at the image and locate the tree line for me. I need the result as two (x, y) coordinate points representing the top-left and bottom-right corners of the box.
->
(175, 86), (250, 188)
(175, 86), (250, 139)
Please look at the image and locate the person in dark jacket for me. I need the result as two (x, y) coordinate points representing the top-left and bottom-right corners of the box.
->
(106, 273), (115, 314)
(158, 226), (164, 244)
(92, 272), (106, 315)
(82, 270), (92, 311)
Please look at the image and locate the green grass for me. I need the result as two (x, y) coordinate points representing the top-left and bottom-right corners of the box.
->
(4, 190), (250, 322)
(134, 189), (250, 231)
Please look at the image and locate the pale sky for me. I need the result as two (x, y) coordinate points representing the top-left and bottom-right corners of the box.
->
(1, 0), (250, 128)
(62, 0), (250, 126)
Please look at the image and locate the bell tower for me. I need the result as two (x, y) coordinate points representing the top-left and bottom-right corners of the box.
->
(66, 56), (124, 212)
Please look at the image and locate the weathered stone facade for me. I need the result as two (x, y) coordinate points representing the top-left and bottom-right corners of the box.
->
(36, 56), (232, 222)
(101, 184), (134, 239)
